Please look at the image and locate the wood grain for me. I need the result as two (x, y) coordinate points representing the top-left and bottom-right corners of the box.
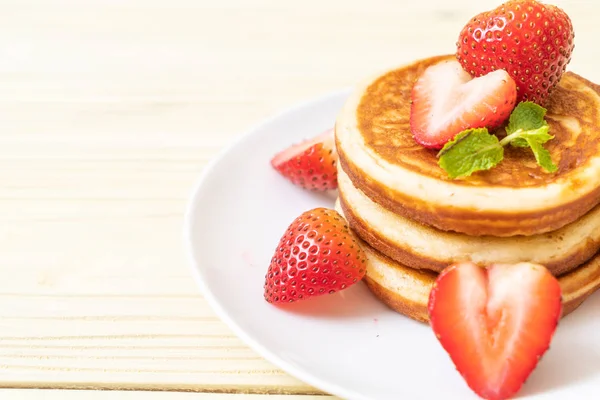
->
(0, 391), (328, 399)
(0, 0), (597, 397)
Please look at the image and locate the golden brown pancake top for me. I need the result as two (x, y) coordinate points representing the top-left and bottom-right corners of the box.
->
(357, 55), (600, 188)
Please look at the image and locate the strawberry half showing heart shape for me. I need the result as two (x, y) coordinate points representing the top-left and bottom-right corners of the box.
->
(271, 129), (338, 190)
(410, 60), (517, 149)
(428, 262), (562, 400)
(264, 208), (366, 304)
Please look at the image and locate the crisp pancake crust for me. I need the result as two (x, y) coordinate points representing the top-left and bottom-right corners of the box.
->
(362, 230), (600, 324)
(337, 170), (600, 277)
(335, 202), (600, 323)
(336, 55), (600, 236)
(357, 55), (600, 188)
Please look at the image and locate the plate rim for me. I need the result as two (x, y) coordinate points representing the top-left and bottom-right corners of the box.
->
(182, 89), (366, 400)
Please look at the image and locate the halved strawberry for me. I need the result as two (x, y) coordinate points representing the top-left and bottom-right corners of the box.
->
(428, 262), (562, 400)
(271, 129), (338, 191)
(410, 60), (517, 149)
(264, 208), (366, 304)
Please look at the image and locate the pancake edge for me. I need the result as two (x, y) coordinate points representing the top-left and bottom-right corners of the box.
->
(335, 202), (600, 323)
(338, 170), (600, 276)
(362, 236), (600, 324)
(335, 55), (600, 236)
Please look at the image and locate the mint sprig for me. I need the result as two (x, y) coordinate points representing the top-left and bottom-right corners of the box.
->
(438, 102), (558, 179)
(438, 129), (504, 179)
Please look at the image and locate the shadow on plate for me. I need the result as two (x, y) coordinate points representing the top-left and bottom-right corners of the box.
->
(279, 282), (387, 319)
(520, 291), (600, 396)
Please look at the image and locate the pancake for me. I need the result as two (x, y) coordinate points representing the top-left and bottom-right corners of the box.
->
(338, 168), (600, 277)
(335, 201), (600, 323)
(335, 55), (600, 236)
(363, 240), (600, 323)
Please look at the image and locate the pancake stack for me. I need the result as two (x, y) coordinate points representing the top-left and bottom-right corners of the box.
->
(334, 55), (600, 322)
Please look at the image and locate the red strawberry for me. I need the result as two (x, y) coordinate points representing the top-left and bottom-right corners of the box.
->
(264, 208), (366, 304)
(428, 262), (562, 400)
(410, 60), (517, 149)
(456, 0), (575, 105)
(271, 129), (338, 191)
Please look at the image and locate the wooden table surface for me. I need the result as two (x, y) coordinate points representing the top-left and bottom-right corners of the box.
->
(0, 0), (596, 398)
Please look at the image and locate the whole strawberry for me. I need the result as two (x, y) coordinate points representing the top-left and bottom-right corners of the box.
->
(264, 208), (366, 304)
(456, 0), (574, 105)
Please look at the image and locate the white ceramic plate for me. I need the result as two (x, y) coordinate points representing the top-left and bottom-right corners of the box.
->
(184, 91), (600, 400)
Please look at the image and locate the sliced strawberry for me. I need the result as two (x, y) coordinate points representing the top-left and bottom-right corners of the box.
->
(410, 60), (517, 149)
(428, 262), (562, 400)
(264, 208), (366, 304)
(271, 129), (338, 191)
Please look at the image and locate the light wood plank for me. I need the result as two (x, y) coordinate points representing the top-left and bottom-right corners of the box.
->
(0, 390), (334, 399)
(0, 0), (598, 397)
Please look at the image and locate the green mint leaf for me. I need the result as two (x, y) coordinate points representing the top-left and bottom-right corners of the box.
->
(508, 125), (553, 148)
(527, 138), (558, 172)
(500, 101), (557, 172)
(506, 101), (548, 134)
(437, 101), (558, 179)
(510, 136), (530, 147)
(438, 128), (504, 179)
